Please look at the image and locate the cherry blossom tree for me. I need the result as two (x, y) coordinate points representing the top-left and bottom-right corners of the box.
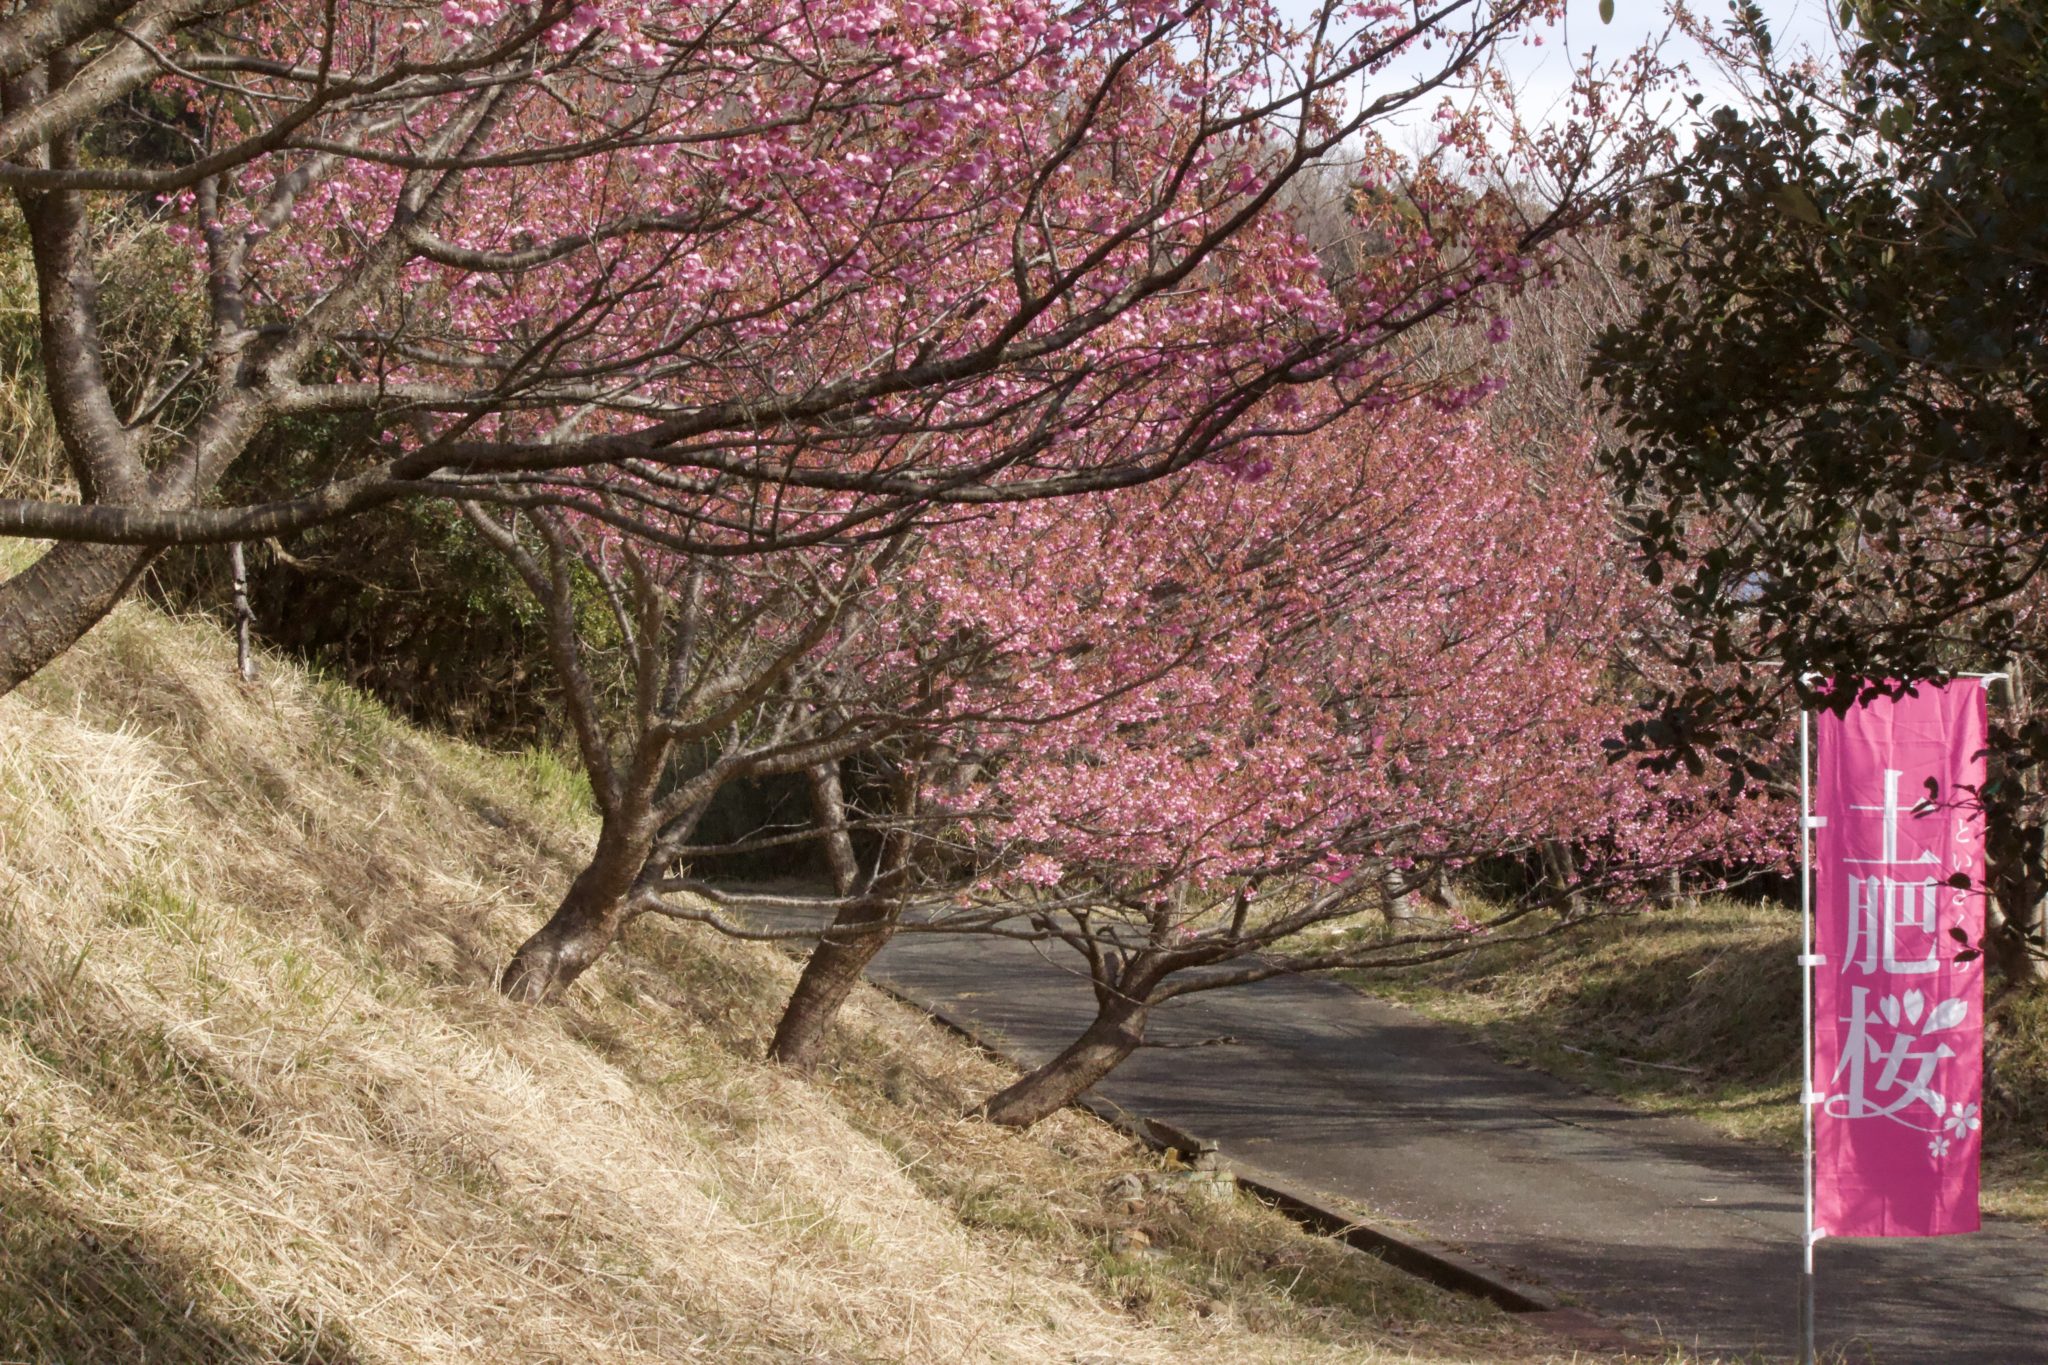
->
(458, 503), (925, 1000)
(0, 0), (1669, 691)
(464, 448), (1303, 1011)
(640, 397), (1782, 1110)
(908, 405), (1784, 1126)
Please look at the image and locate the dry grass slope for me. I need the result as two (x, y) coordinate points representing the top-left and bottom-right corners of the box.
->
(0, 591), (1599, 1364)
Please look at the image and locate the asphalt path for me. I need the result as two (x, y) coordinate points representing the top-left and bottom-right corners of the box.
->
(734, 897), (2048, 1361)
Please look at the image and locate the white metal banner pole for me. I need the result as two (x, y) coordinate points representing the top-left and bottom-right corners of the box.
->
(1794, 672), (1998, 1362)
(1798, 705), (1818, 1365)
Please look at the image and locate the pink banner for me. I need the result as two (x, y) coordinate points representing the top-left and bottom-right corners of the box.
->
(1813, 681), (1987, 1238)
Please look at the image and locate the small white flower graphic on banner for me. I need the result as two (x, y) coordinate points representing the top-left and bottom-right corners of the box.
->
(1929, 1136), (1952, 1159)
(1944, 1101), (1981, 1137)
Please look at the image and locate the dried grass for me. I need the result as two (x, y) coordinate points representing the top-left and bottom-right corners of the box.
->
(0, 215), (65, 504)
(0, 598), (1614, 1364)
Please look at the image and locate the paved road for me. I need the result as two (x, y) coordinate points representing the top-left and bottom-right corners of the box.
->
(747, 900), (2048, 1362)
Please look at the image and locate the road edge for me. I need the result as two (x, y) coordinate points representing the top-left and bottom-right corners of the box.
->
(865, 972), (1660, 1347)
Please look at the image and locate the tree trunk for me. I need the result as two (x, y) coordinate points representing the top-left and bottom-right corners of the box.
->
(767, 899), (900, 1068)
(1376, 863), (1437, 925)
(1984, 660), (2048, 992)
(1540, 840), (1586, 918)
(803, 762), (862, 895)
(501, 820), (651, 1002)
(229, 540), (254, 682)
(768, 760), (915, 1069)
(976, 993), (1150, 1129)
(1988, 899), (2048, 990)
(0, 539), (159, 695)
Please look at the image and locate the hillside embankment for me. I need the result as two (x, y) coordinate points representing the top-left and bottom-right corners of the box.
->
(0, 588), (1624, 1364)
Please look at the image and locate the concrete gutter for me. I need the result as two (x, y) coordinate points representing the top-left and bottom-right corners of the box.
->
(1075, 1096), (1555, 1313)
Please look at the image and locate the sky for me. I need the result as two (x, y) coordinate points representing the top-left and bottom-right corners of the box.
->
(1491, 0), (1837, 126)
(1271, 0), (1842, 143)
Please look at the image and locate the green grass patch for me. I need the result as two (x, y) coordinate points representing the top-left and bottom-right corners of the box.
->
(509, 742), (597, 818)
